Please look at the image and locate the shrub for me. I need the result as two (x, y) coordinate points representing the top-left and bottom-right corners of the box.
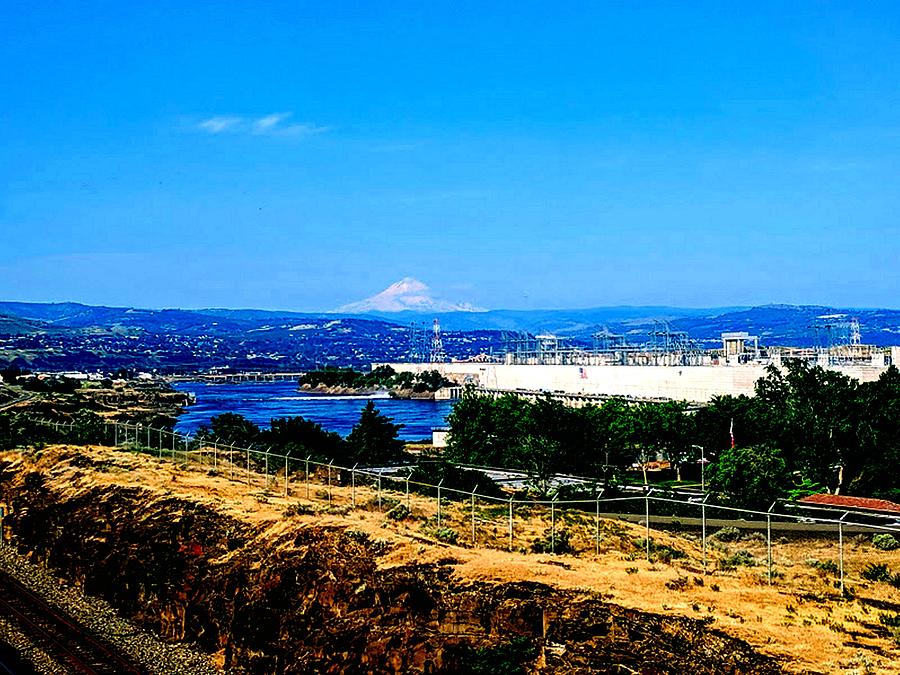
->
(385, 502), (412, 521)
(873, 534), (900, 551)
(665, 576), (690, 591)
(879, 612), (900, 627)
(862, 563), (892, 583)
(368, 495), (399, 511)
(806, 558), (839, 575)
(637, 539), (682, 563)
(719, 549), (757, 570)
(453, 636), (538, 675)
(431, 527), (459, 545)
(283, 502), (316, 517)
(531, 528), (573, 555)
(711, 526), (741, 543)
(632, 538), (686, 564)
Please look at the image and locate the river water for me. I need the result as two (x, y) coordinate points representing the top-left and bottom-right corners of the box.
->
(172, 381), (454, 440)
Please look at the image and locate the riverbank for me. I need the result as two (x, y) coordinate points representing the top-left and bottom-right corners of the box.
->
(0, 378), (192, 428)
(299, 382), (438, 399)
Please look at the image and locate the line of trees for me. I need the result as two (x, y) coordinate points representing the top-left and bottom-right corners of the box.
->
(0, 401), (410, 470)
(446, 362), (900, 507)
(195, 401), (407, 467)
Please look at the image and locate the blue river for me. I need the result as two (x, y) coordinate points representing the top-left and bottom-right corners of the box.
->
(172, 381), (454, 440)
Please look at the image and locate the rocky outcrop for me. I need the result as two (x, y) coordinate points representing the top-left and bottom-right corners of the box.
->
(0, 454), (782, 674)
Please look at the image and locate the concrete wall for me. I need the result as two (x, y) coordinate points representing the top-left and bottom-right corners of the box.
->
(375, 362), (891, 403)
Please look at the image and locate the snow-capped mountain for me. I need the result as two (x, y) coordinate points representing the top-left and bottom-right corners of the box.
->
(334, 277), (484, 313)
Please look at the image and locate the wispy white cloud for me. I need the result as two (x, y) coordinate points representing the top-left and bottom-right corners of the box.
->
(197, 116), (243, 133)
(195, 113), (329, 138)
(252, 112), (291, 134)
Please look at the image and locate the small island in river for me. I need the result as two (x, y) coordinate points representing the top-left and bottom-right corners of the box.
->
(299, 365), (453, 399)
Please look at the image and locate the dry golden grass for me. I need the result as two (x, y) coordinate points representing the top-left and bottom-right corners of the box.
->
(5, 444), (900, 674)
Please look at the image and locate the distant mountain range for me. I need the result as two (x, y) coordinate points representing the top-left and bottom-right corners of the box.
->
(3, 300), (900, 346)
(2, 299), (900, 372)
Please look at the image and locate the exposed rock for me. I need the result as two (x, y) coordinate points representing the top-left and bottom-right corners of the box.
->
(0, 453), (782, 674)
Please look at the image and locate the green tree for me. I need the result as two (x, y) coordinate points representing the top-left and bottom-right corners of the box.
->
(519, 434), (563, 496)
(197, 412), (261, 447)
(264, 415), (346, 462)
(70, 409), (107, 445)
(851, 365), (900, 499)
(754, 361), (858, 491)
(710, 444), (790, 509)
(346, 401), (405, 465)
(445, 389), (527, 468)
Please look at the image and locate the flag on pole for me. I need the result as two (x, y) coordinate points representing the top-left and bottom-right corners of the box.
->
(729, 418), (735, 448)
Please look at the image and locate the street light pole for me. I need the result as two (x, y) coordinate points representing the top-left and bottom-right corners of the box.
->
(691, 444), (705, 494)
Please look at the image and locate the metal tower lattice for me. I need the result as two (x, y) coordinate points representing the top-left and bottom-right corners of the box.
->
(850, 317), (862, 346)
(430, 318), (446, 363)
(408, 322), (429, 362)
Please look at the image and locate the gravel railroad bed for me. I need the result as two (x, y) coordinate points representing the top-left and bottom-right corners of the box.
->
(0, 546), (220, 675)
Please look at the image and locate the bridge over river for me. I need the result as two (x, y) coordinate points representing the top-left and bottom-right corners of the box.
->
(167, 371), (306, 383)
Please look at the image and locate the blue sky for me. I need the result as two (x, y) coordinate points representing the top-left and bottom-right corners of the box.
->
(2, 1), (899, 311)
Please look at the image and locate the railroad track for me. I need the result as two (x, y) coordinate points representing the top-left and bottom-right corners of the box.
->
(0, 570), (143, 674)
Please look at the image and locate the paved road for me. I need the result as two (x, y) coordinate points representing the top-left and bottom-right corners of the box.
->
(604, 512), (896, 534)
(0, 391), (35, 413)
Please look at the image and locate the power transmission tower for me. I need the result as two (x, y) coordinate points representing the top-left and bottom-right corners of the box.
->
(408, 322), (428, 362)
(430, 318), (446, 363)
(850, 317), (862, 346)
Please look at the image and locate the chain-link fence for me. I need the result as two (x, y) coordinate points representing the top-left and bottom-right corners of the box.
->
(20, 418), (900, 592)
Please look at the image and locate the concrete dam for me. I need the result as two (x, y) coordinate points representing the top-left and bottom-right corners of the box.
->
(374, 362), (893, 404)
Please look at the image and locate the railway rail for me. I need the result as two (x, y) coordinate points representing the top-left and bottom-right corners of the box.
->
(0, 570), (142, 674)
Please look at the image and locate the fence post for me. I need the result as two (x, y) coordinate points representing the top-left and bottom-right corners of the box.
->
(246, 446), (251, 485)
(351, 464), (358, 507)
(471, 486), (478, 546)
(377, 474), (383, 512)
(405, 470), (411, 508)
(436, 479), (444, 527)
(767, 501), (776, 585)
(284, 451), (292, 497)
(229, 445), (235, 481)
(645, 488), (652, 562)
(551, 495), (558, 554)
(839, 517), (844, 595)
(703, 493), (711, 575)
(264, 447), (271, 490)
(508, 495), (514, 551)
(327, 459), (334, 504)
(158, 429), (163, 458)
(213, 439), (218, 471)
(305, 455), (311, 499)
(115, 424), (119, 447)
(595, 493), (601, 555)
